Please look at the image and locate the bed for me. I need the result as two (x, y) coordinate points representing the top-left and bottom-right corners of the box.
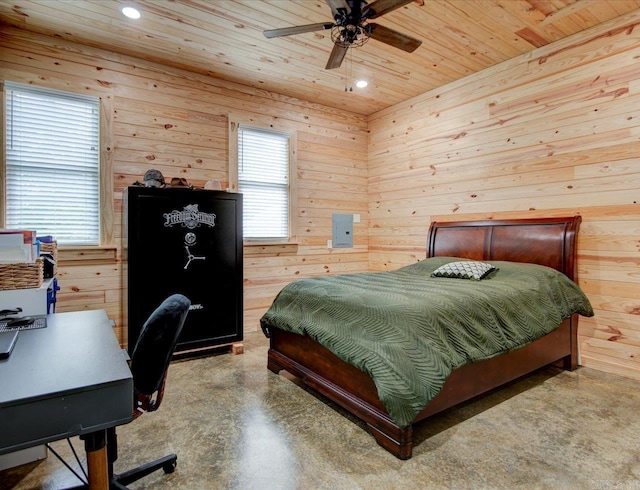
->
(260, 216), (593, 459)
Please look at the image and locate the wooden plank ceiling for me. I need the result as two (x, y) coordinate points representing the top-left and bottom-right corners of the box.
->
(2, 0), (640, 115)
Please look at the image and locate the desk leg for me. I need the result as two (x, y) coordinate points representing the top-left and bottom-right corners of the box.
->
(83, 430), (109, 490)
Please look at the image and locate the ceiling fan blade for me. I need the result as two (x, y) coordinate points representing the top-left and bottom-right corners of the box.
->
(263, 23), (334, 38)
(369, 23), (422, 52)
(325, 0), (351, 17)
(325, 44), (349, 69)
(363, 0), (415, 19)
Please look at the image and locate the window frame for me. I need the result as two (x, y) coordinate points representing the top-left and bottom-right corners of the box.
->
(1, 81), (114, 250)
(228, 115), (297, 246)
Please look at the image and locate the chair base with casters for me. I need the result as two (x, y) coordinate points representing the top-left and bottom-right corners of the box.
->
(107, 426), (177, 489)
(49, 428), (178, 490)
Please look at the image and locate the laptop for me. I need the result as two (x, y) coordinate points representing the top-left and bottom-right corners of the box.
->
(0, 330), (19, 359)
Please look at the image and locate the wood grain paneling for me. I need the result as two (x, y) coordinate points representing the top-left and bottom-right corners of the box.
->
(2, 5), (640, 384)
(2, 1), (640, 116)
(368, 11), (640, 381)
(0, 27), (369, 344)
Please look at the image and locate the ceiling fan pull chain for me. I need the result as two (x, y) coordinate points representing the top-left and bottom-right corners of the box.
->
(349, 51), (353, 92)
(345, 49), (353, 92)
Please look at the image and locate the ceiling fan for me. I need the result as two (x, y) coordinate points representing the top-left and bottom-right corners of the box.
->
(263, 0), (422, 70)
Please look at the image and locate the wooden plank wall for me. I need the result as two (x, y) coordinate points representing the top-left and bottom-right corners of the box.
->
(368, 11), (640, 381)
(0, 27), (369, 344)
(2, 9), (639, 381)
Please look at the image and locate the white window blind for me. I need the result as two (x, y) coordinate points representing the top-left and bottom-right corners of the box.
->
(4, 82), (100, 245)
(238, 126), (289, 239)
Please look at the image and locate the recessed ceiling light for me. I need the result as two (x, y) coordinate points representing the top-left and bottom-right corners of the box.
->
(121, 6), (141, 19)
(355, 80), (368, 89)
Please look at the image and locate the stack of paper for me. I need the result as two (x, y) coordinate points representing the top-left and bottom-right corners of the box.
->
(0, 230), (37, 263)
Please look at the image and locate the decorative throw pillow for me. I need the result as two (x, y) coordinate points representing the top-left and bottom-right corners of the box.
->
(432, 261), (497, 281)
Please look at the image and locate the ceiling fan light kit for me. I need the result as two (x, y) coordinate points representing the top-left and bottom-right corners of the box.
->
(263, 0), (421, 70)
(331, 20), (371, 49)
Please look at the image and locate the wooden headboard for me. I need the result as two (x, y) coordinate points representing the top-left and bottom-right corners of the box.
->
(427, 216), (581, 281)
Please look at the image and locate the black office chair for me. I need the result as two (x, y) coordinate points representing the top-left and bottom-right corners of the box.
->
(108, 293), (191, 489)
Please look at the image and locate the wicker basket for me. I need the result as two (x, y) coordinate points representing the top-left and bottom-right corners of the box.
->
(40, 241), (58, 276)
(40, 241), (58, 261)
(0, 258), (44, 290)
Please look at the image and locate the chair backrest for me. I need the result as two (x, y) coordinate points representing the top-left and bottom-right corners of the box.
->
(130, 293), (190, 414)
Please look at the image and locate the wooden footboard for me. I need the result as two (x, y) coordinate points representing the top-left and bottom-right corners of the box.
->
(268, 315), (577, 459)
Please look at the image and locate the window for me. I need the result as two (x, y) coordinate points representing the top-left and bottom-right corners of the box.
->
(3, 82), (102, 245)
(230, 121), (296, 242)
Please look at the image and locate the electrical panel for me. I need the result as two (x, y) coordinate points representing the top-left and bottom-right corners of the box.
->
(332, 213), (353, 248)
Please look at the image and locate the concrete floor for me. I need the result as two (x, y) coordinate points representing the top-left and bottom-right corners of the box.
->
(2, 331), (639, 490)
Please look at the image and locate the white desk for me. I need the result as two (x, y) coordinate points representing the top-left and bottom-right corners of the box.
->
(0, 277), (54, 316)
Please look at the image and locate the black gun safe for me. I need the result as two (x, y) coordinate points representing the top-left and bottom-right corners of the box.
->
(124, 186), (243, 356)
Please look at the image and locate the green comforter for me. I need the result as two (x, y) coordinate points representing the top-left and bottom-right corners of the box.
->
(260, 257), (594, 428)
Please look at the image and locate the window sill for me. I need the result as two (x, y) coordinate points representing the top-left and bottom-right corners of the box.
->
(244, 241), (298, 256)
(58, 246), (118, 263)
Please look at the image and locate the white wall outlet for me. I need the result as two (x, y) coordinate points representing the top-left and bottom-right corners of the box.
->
(327, 239), (333, 248)
(353, 214), (360, 223)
